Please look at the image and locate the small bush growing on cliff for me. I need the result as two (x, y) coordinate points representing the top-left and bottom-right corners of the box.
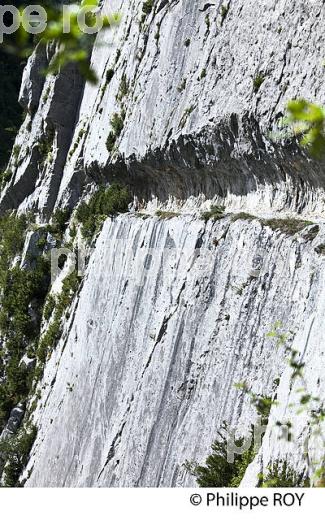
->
(49, 208), (71, 239)
(0, 213), (51, 428)
(184, 423), (255, 487)
(253, 74), (265, 93)
(0, 424), (37, 487)
(0, 257), (50, 425)
(0, 169), (13, 189)
(220, 4), (230, 25)
(37, 272), (81, 364)
(259, 460), (310, 488)
(142, 0), (154, 15)
(106, 111), (126, 152)
(202, 205), (225, 222)
(261, 218), (314, 236)
(76, 184), (131, 240)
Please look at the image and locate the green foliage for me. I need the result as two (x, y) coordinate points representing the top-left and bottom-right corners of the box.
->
(220, 4), (230, 24)
(142, 0), (154, 15)
(37, 272), (80, 364)
(259, 461), (310, 488)
(106, 111), (126, 152)
(43, 294), (56, 321)
(155, 211), (180, 219)
(2, 1), (120, 84)
(0, 424), (37, 487)
(0, 213), (51, 429)
(106, 68), (115, 84)
(117, 74), (129, 101)
(0, 170), (13, 189)
(185, 424), (255, 487)
(202, 205), (225, 222)
(101, 68), (115, 97)
(0, 213), (26, 273)
(287, 99), (325, 158)
(49, 208), (71, 239)
(12, 145), (20, 160)
(37, 127), (54, 166)
(253, 74), (265, 93)
(262, 218), (314, 236)
(0, 257), (50, 426)
(69, 127), (86, 159)
(235, 383), (275, 420)
(76, 184), (131, 240)
(231, 212), (255, 222)
(231, 213), (314, 236)
(179, 105), (195, 129)
(261, 323), (325, 484)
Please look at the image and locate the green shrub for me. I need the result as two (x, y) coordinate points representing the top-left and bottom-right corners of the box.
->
(117, 74), (129, 101)
(49, 208), (71, 239)
(231, 212), (255, 222)
(43, 294), (56, 321)
(0, 424), (37, 487)
(106, 68), (115, 83)
(253, 74), (265, 93)
(259, 460), (310, 487)
(68, 127), (86, 158)
(111, 111), (125, 135)
(106, 111), (126, 152)
(0, 169), (13, 188)
(37, 127), (55, 166)
(220, 4), (230, 24)
(231, 214), (314, 236)
(0, 256), (50, 426)
(142, 0), (154, 15)
(106, 132), (116, 152)
(0, 213), (27, 282)
(202, 205), (225, 222)
(37, 272), (81, 364)
(185, 423), (255, 487)
(0, 214), (51, 428)
(76, 184), (131, 240)
(156, 211), (180, 219)
(262, 218), (313, 236)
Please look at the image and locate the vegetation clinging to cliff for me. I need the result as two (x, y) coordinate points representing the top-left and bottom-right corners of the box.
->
(184, 424), (256, 487)
(76, 184), (131, 240)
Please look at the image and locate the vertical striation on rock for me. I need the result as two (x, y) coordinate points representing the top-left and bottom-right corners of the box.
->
(24, 215), (325, 486)
(0, 0), (325, 488)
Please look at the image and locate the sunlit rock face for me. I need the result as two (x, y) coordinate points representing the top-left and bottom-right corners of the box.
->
(25, 215), (325, 486)
(2, 0), (325, 217)
(1, 0), (325, 487)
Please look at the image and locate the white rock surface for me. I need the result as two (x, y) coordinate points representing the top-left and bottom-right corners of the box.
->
(1, 0), (325, 488)
(25, 215), (325, 486)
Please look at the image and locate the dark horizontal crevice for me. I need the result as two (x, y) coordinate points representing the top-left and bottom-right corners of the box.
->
(85, 113), (325, 214)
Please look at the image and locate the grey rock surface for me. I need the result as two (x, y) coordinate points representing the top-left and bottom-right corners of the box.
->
(25, 215), (325, 486)
(1, 0), (325, 488)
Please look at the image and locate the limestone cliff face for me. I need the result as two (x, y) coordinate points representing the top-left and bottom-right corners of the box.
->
(26, 216), (325, 486)
(1, 0), (325, 486)
(2, 0), (325, 216)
